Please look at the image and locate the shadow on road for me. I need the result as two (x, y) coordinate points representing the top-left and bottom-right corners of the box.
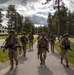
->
(5, 67), (19, 75)
(18, 56), (28, 64)
(63, 64), (74, 75)
(52, 52), (60, 59)
(38, 65), (53, 75)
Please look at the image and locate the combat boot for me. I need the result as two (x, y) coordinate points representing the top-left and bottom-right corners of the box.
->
(40, 61), (43, 65)
(43, 60), (45, 65)
(40, 55), (43, 65)
(43, 55), (46, 65)
(16, 60), (18, 67)
(10, 65), (13, 70)
(23, 53), (26, 57)
(60, 58), (63, 64)
(66, 61), (69, 68)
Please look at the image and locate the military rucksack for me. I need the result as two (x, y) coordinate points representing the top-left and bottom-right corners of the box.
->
(39, 38), (47, 48)
(62, 38), (70, 49)
(28, 35), (34, 40)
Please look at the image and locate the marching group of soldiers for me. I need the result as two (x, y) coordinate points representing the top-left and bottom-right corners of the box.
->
(37, 32), (56, 65)
(37, 32), (71, 68)
(1, 29), (71, 70)
(1, 30), (34, 70)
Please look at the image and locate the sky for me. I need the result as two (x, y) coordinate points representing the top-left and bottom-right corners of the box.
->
(0, 0), (74, 27)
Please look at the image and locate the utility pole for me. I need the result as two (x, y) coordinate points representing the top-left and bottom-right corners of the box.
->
(57, 0), (60, 40)
(43, 0), (65, 40)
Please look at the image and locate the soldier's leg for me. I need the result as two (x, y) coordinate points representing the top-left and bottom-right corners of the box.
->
(23, 46), (26, 56)
(14, 51), (18, 66)
(40, 53), (43, 65)
(52, 44), (54, 52)
(65, 50), (69, 67)
(32, 40), (33, 49)
(8, 52), (14, 70)
(43, 51), (47, 64)
(37, 49), (40, 59)
(30, 40), (33, 49)
(60, 49), (65, 64)
(51, 44), (53, 52)
(19, 47), (22, 55)
(29, 41), (31, 49)
(50, 43), (52, 51)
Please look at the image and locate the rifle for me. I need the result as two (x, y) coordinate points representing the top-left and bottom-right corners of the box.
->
(1, 44), (21, 52)
(1, 44), (14, 52)
(64, 45), (72, 51)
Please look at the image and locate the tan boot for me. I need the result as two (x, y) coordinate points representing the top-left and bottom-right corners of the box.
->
(10, 65), (13, 70)
(66, 61), (69, 68)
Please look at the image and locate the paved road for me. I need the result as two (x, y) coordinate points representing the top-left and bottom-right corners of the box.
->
(0, 39), (5, 48)
(0, 42), (74, 75)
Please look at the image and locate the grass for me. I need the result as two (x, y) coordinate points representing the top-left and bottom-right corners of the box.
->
(0, 35), (8, 39)
(0, 35), (38, 62)
(55, 38), (74, 66)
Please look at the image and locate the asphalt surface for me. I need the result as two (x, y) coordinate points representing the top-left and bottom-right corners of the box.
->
(0, 42), (74, 75)
(0, 39), (5, 48)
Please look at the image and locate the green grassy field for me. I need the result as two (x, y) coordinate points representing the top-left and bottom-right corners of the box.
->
(0, 35), (38, 62)
(55, 38), (74, 66)
(0, 36), (8, 39)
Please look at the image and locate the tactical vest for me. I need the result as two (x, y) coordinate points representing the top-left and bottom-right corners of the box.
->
(28, 35), (34, 40)
(20, 36), (27, 44)
(62, 38), (70, 49)
(39, 38), (47, 48)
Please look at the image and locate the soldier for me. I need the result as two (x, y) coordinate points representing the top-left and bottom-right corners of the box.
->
(60, 33), (71, 67)
(46, 33), (50, 42)
(20, 32), (28, 56)
(37, 32), (49, 65)
(15, 32), (22, 55)
(3, 30), (20, 70)
(37, 33), (41, 40)
(28, 33), (34, 49)
(50, 32), (56, 53)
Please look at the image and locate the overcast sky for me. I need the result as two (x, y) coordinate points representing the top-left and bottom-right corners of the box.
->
(0, 0), (74, 27)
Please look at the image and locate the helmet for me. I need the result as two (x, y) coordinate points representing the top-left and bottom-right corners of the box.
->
(22, 32), (26, 35)
(41, 32), (46, 36)
(63, 33), (69, 37)
(8, 29), (15, 34)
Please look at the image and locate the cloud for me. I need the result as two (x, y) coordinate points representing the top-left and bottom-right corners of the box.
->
(0, 0), (74, 26)
(28, 14), (47, 25)
(0, 0), (9, 4)
(0, 0), (39, 5)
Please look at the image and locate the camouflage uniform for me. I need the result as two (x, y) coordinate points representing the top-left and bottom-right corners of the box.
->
(20, 32), (28, 56)
(28, 33), (34, 49)
(46, 33), (50, 42)
(37, 33), (41, 40)
(5, 30), (19, 70)
(37, 32), (49, 65)
(50, 33), (56, 53)
(60, 33), (71, 67)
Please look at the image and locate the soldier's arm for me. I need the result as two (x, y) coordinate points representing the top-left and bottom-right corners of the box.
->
(13, 37), (20, 48)
(37, 40), (39, 48)
(68, 39), (72, 51)
(59, 38), (65, 49)
(1, 38), (9, 52)
(45, 39), (49, 52)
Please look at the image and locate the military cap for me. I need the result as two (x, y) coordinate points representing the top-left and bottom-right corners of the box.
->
(51, 32), (54, 34)
(63, 33), (69, 37)
(41, 32), (46, 36)
(15, 32), (17, 36)
(8, 29), (15, 34)
(22, 32), (26, 35)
